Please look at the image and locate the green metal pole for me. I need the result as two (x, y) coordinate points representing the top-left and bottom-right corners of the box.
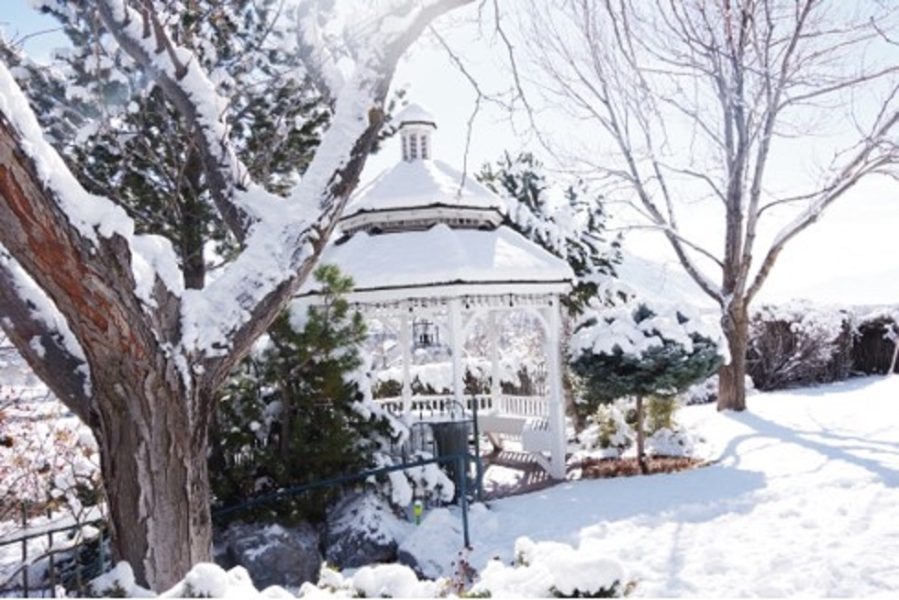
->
(457, 454), (470, 549)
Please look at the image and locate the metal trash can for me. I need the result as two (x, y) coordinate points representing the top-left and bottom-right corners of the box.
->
(429, 418), (472, 500)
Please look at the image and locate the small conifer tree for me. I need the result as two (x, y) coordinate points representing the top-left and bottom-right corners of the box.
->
(210, 265), (393, 521)
(570, 302), (722, 472)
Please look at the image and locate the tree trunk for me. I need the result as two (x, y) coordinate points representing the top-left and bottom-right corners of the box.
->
(889, 326), (899, 375)
(718, 302), (750, 411)
(635, 396), (646, 474)
(92, 361), (213, 592)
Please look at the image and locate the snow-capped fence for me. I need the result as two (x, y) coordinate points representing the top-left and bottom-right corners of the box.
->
(374, 393), (494, 417)
(0, 504), (107, 598)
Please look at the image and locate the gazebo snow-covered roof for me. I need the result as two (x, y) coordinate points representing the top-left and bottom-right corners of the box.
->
(300, 224), (571, 302)
(340, 160), (506, 234)
(300, 104), (573, 479)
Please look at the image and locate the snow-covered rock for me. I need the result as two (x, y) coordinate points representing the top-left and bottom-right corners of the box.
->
(397, 507), (465, 579)
(222, 521), (322, 589)
(323, 492), (411, 568)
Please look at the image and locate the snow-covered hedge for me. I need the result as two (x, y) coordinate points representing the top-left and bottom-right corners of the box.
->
(747, 302), (853, 390)
(89, 537), (627, 598)
(851, 309), (899, 375)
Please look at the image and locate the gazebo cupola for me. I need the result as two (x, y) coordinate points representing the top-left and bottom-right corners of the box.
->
(338, 103), (505, 235)
(398, 104), (436, 162)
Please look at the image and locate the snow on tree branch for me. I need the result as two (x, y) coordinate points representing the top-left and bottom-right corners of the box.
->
(0, 247), (92, 421)
(95, 0), (257, 242)
(0, 59), (183, 308)
(179, 0), (474, 384)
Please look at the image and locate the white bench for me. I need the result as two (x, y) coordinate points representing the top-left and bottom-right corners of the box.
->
(477, 413), (552, 455)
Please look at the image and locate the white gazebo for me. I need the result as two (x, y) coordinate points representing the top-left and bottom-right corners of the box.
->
(299, 105), (574, 478)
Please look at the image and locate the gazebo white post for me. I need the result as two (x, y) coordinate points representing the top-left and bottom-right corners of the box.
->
(545, 297), (567, 479)
(400, 309), (413, 417)
(488, 311), (501, 411)
(449, 298), (464, 410)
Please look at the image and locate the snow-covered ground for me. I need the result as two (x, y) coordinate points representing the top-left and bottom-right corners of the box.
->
(4, 376), (898, 596)
(415, 375), (899, 596)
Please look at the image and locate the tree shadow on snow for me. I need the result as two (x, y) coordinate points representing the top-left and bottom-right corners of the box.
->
(493, 461), (768, 543)
(719, 411), (899, 488)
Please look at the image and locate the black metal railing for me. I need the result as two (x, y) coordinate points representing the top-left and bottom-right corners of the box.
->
(0, 504), (107, 598)
(212, 451), (480, 548)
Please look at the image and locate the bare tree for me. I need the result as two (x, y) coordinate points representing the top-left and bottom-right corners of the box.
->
(504, 0), (899, 410)
(0, 0), (471, 590)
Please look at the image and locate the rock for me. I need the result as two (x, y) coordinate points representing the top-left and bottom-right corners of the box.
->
(397, 507), (461, 579)
(324, 491), (411, 569)
(223, 520), (322, 589)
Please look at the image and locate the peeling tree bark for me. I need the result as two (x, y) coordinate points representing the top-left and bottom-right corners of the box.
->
(91, 361), (212, 590)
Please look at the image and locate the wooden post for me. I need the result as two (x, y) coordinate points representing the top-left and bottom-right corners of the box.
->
(488, 311), (501, 410)
(449, 298), (464, 410)
(545, 299), (567, 479)
(400, 309), (412, 416)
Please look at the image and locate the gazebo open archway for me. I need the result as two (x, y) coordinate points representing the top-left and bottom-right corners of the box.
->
(298, 104), (574, 479)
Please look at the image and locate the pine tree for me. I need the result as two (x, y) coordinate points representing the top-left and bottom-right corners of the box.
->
(211, 265), (394, 522)
(478, 152), (622, 314)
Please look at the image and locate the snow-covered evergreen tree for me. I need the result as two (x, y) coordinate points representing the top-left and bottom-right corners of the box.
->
(570, 301), (722, 471)
(212, 265), (391, 520)
(478, 152), (622, 314)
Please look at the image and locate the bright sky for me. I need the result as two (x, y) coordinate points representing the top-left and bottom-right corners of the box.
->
(3, 2), (897, 307)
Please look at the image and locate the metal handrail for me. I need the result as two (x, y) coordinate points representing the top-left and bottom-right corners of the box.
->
(212, 452), (478, 548)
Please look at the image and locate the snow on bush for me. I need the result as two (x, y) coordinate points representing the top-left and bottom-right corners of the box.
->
(574, 401), (634, 459)
(645, 427), (699, 458)
(573, 399), (700, 461)
(470, 537), (625, 598)
(850, 307), (899, 375)
(747, 301), (853, 390)
(0, 385), (101, 521)
(90, 536), (626, 598)
(570, 300), (723, 366)
(677, 373), (756, 406)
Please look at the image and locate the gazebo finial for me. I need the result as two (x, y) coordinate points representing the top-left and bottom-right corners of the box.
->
(396, 103), (437, 162)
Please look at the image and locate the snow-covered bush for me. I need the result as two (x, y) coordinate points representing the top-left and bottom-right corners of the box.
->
(0, 387), (101, 522)
(90, 536), (627, 598)
(570, 301), (722, 469)
(747, 301), (853, 390)
(851, 309), (899, 375)
(576, 402), (634, 458)
(470, 537), (626, 598)
(570, 301), (723, 409)
(574, 398), (700, 460)
(677, 374), (756, 406)
(645, 427), (700, 458)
